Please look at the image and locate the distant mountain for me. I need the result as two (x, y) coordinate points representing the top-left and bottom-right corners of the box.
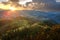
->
(0, 10), (60, 24)
(17, 10), (60, 24)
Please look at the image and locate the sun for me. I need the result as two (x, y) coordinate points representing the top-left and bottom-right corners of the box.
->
(9, 7), (16, 11)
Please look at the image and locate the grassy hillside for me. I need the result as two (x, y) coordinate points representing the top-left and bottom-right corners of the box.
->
(0, 16), (60, 40)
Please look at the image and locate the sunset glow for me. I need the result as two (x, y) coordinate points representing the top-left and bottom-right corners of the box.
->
(9, 7), (16, 11)
(0, 2), (32, 10)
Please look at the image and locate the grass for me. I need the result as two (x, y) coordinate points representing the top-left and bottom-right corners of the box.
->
(0, 17), (60, 40)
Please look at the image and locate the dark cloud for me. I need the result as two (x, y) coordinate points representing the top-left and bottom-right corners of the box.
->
(10, 0), (19, 2)
(31, 0), (60, 12)
(32, 0), (56, 3)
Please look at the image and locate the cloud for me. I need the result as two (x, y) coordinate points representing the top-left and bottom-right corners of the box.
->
(0, 0), (8, 2)
(29, 0), (60, 12)
(10, 0), (19, 2)
(56, 0), (60, 2)
(32, 0), (56, 3)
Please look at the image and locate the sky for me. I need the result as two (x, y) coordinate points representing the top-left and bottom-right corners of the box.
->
(0, 0), (60, 2)
(0, 0), (60, 11)
(56, 0), (60, 2)
(0, 0), (32, 2)
(19, 0), (32, 5)
(0, 0), (8, 2)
